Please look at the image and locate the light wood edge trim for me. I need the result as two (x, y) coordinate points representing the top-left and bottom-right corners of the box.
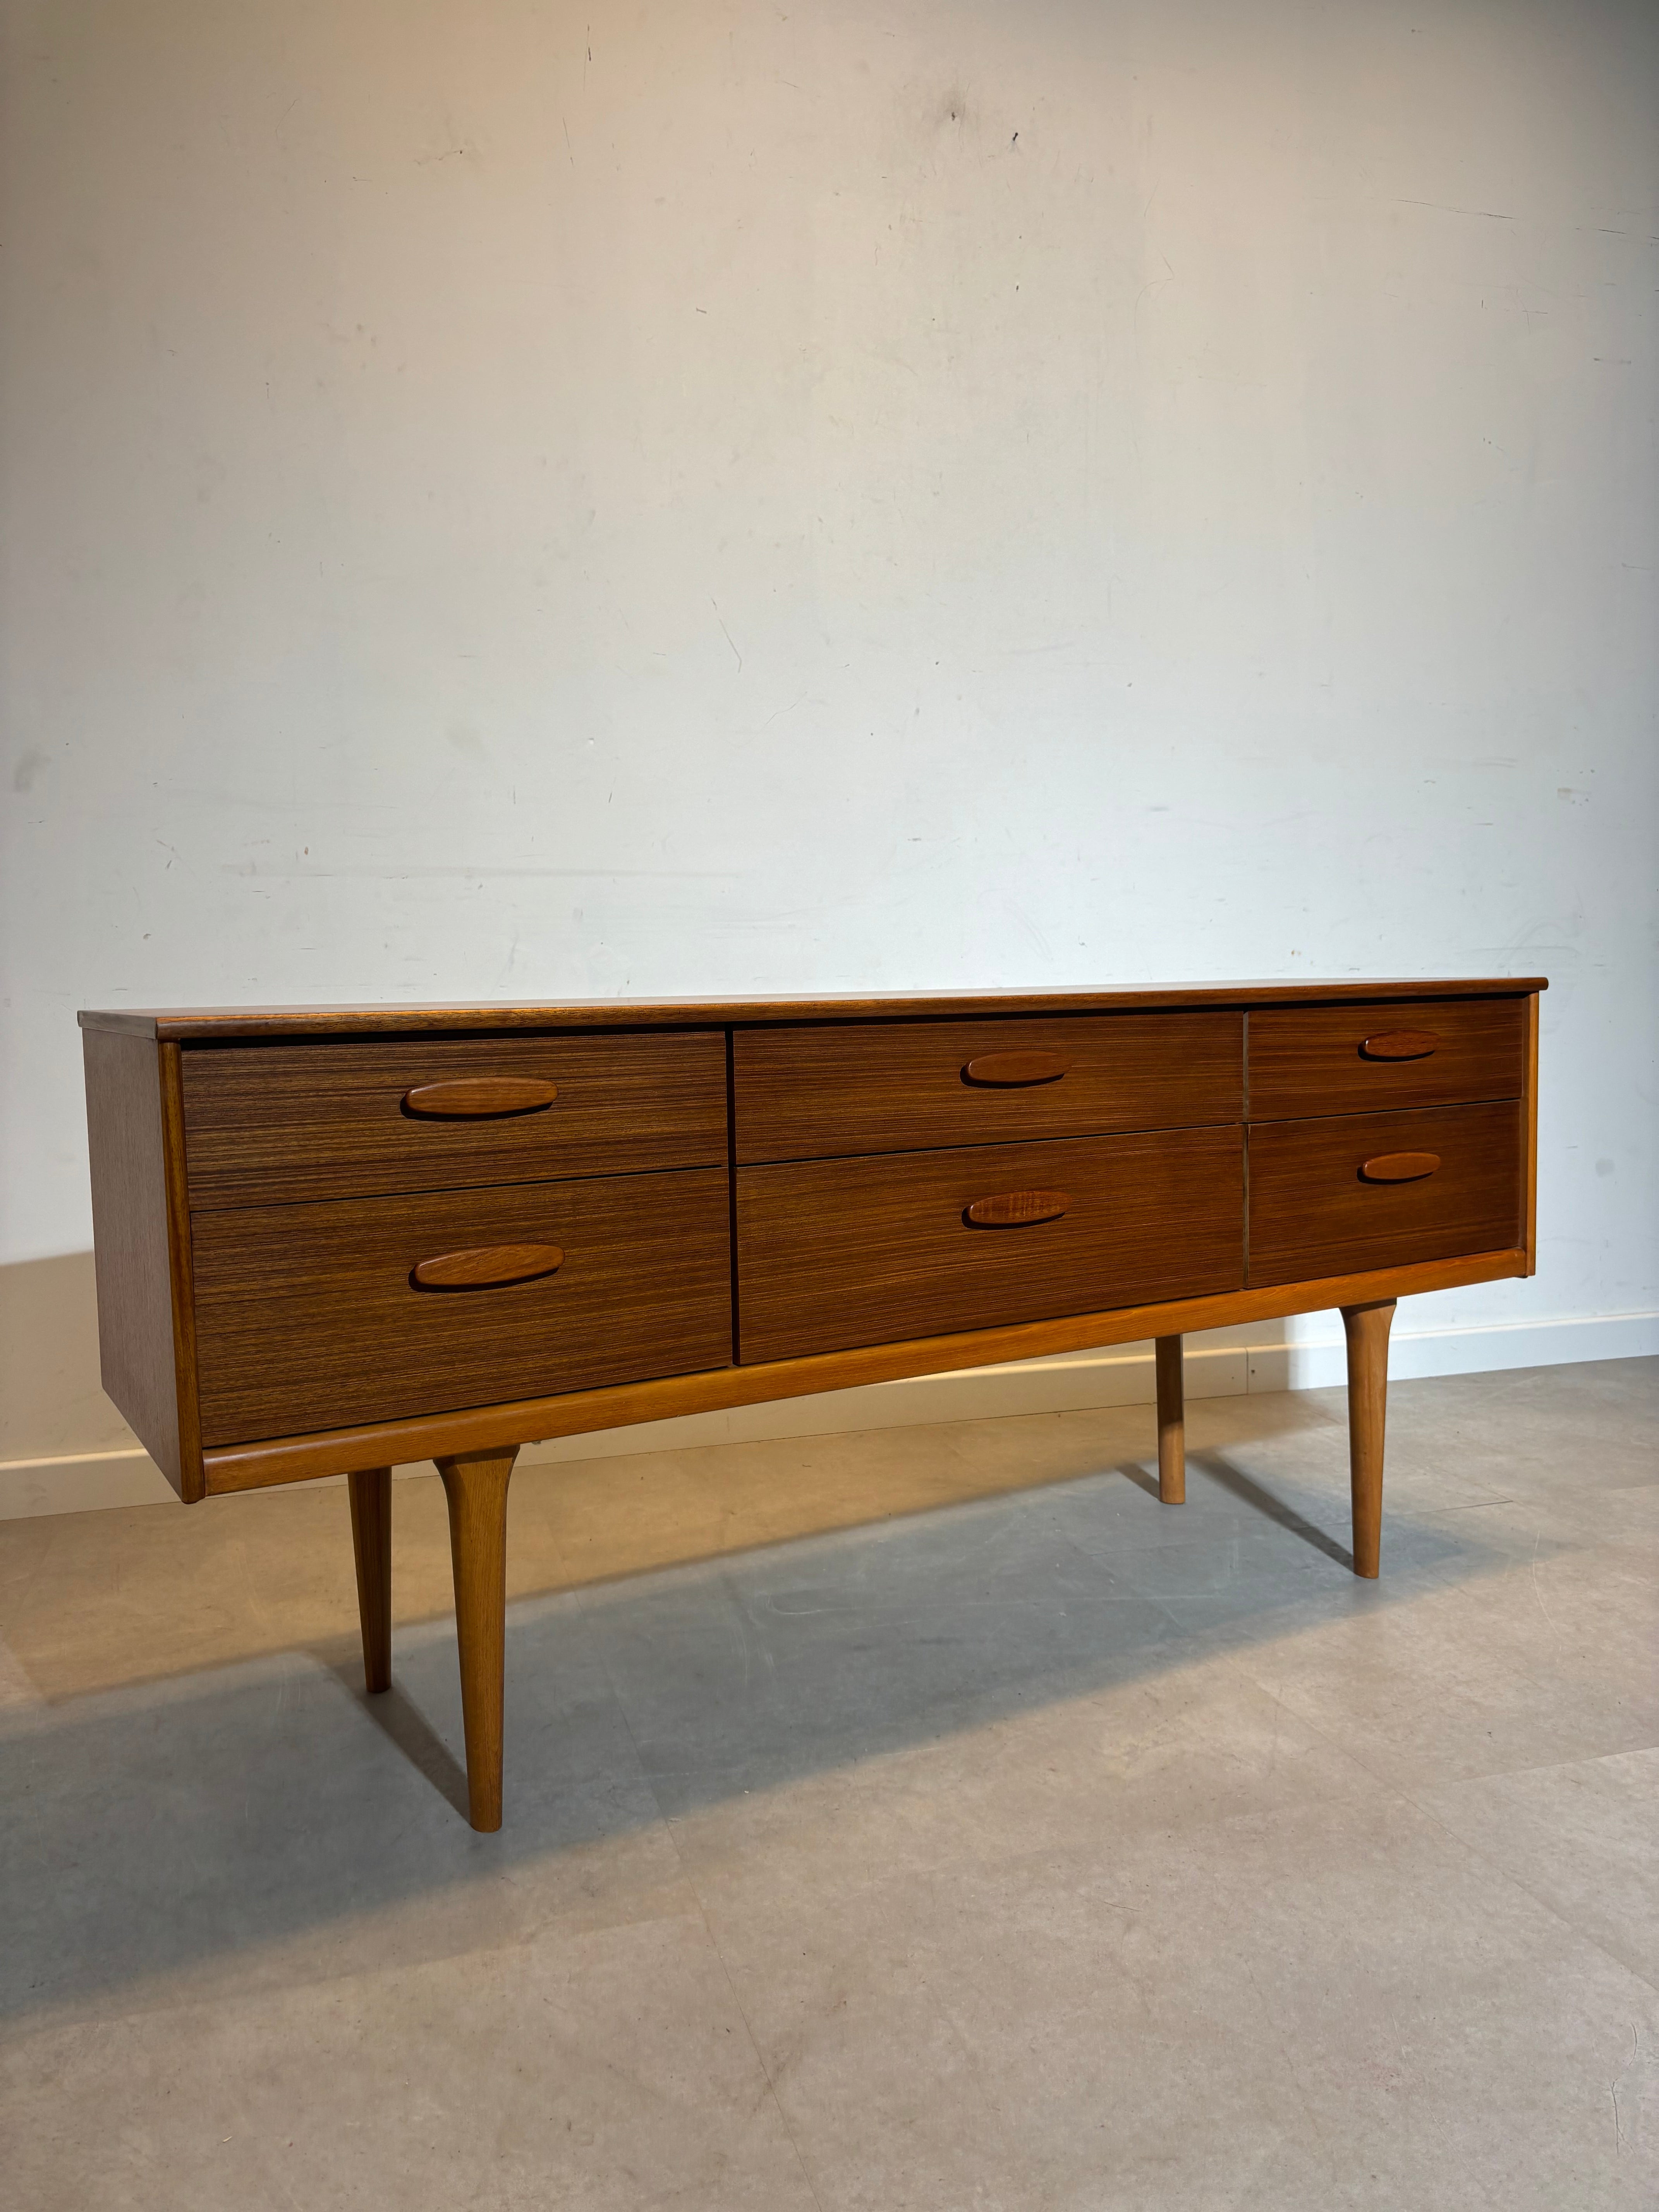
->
(1524, 990), (1539, 1274)
(158, 1042), (206, 1502)
(75, 978), (1551, 1042)
(203, 1248), (1529, 1494)
(77, 1009), (161, 1037)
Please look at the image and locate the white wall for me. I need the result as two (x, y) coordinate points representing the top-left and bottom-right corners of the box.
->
(2, 0), (1655, 1511)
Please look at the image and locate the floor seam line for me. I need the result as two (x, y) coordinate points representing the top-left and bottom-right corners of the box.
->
(1192, 1671), (1659, 1994)
(1384, 1776), (1659, 1997)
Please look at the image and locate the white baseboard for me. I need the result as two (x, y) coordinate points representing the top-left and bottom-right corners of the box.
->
(1245, 1308), (1659, 1391)
(3, 1310), (1653, 1521)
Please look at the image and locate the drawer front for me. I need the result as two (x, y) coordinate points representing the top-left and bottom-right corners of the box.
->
(191, 1169), (731, 1444)
(182, 1032), (727, 1207)
(1248, 1101), (1523, 1288)
(737, 1128), (1243, 1365)
(733, 1013), (1242, 1164)
(1247, 998), (1526, 1120)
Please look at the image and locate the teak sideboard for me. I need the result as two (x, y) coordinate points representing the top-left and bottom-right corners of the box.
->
(80, 979), (1544, 1829)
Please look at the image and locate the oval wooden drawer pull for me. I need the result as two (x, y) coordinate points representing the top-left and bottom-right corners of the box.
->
(403, 1077), (558, 1118)
(410, 1242), (565, 1290)
(1359, 1030), (1438, 1061)
(964, 1189), (1070, 1227)
(962, 1050), (1070, 1087)
(1359, 1152), (1441, 1183)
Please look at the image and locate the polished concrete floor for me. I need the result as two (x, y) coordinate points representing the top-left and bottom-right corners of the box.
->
(2, 1357), (1656, 2210)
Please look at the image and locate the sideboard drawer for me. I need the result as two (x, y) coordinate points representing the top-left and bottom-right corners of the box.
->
(181, 1032), (727, 1207)
(191, 1168), (731, 1444)
(1248, 1101), (1523, 1288)
(736, 1127), (1243, 1364)
(1248, 998), (1526, 1121)
(733, 1013), (1242, 1164)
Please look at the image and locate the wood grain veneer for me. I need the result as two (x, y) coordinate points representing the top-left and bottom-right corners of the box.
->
(82, 1029), (203, 1499)
(436, 1448), (518, 1832)
(156, 1045), (205, 1498)
(733, 1012), (1242, 1164)
(1341, 1302), (1395, 1577)
(1155, 1336), (1185, 1506)
(77, 977), (1545, 1831)
(191, 1168), (731, 1443)
(1524, 990), (1540, 1274)
(202, 1247), (1532, 1494)
(737, 1128), (1243, 1364)
(181, 1031), (726, 1209)
(347, 1467), (392, 1694)
(1247, 997), (1527, 1121)
(1248, 1100), (1523, 1287)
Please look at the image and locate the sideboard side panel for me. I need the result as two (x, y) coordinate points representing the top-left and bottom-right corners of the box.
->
(1524, 990), (1540, 1274)
(82, 1029), (203, 1499)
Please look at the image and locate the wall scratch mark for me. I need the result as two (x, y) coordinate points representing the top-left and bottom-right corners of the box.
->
(712, 600), (744, 672)
(1394, 198), (1514, 221)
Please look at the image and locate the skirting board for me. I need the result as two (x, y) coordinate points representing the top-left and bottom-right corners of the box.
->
(5, 1308), (1655, 1520)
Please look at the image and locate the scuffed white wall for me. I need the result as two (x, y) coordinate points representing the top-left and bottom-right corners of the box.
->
(2, 0), (1655, 1498)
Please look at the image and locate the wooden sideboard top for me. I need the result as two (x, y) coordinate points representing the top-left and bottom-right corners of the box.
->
(79, 976), (1549, 1043)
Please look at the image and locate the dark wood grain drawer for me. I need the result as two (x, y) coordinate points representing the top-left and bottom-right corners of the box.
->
(1247, 998), (1526, 1120)
(181, 1032), (727, 1207)
(1248, 1101), (1523, 1288)
(191, 1169), (731, 1444)
(736, 1127), (1243, 1364)
(733, 1013), (1242, 1164)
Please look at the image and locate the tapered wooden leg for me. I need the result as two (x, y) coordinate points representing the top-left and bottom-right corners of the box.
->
(1155, 1335), (1185, 1503)
(434, 1447), (519, 1832)
(1340, 1300), (1395, 1579)
(347, 1467), (392, 1694)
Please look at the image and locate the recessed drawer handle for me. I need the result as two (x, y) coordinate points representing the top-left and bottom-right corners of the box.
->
(1359, 1152), (1441, 1183)
(962, 1051), (1071, 1086)
(403, 1077), (558, 1118)
(964, 1189), (1070, 1227)
(410, 1242), (565, 1290)
(1359, 1030), (1439, 1061)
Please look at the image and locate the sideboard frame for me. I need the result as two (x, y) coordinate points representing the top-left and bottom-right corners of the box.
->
(81, 978), (1546, 1829)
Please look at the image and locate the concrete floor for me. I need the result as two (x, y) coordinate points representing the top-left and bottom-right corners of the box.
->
(2, 1358), (1655, 2210)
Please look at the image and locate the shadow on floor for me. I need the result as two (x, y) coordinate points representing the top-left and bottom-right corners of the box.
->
(0, 1422), (1535, 2030)
(1187, 1450), (1356, 1569)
